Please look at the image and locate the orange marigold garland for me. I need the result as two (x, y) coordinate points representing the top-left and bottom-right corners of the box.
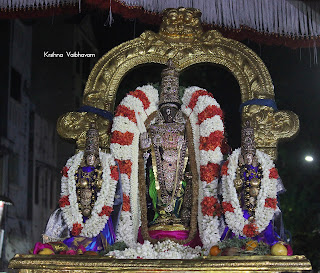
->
(200, 163), (220, 183)
(116, 159), (133, 179)
(221, 160), (229, 176)
(99, 205), (113, 217)
(201, 197), (222, 217)
(222, 201), (234, 213)
(122, 194), (131, 212)
(110, 165), (119, 181)
(269, 167), (279, 179)
(243, 223), (259, 238)
(71, 223), (83, 236)
(62, 166), (69, 177)
(264, 198), (277, 209)
(197, 105), (223, 125)
(199, 131), (224, 151)
(115, 104), (137, 123)
(59, 195), (70, 207)
(110, 131), (134, 146)
(130, 89), (150, 110)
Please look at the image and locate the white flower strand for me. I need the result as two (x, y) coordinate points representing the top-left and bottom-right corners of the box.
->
(109, 240), (202, 259)
(111, 85), (159, 247)
(181, 86), (224, 250)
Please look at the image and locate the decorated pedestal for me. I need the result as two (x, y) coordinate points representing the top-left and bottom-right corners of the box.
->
(9, 255), (311, 273)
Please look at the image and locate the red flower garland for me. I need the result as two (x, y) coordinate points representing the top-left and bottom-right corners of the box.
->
(201, 196), (221, 217)
(115, 159), (133, 179)
(122, 194), (131, 212)
(71, 223), (83, 236)
(110, 165), (119, 181)
(99, 205), (113, 217)
(59, 195), (70, 208)
(129, 89), (150, 110)
(62, 166), (69, 177)
(199, 131), (224, 151)
(115, 104), (137, 123)
(269, 167), (279, 179)
(197, 105), (223, 125)
(243, 223), (259, 238)
(188, 90), (214, 110)
(222, 201), (234, 213)
(110, 131), (134, 146)
(200, 163), (220, 183)
(221, 160), (229, 176)
(264, 198), (277, 209)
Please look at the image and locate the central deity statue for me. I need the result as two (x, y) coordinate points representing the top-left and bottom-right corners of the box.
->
(140, 60), (192, 231)
(110, 60), (225, 249)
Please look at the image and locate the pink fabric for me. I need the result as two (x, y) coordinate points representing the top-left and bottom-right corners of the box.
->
(285, 244), (293, 256)
(137, 228), (203, 248)
(33, 242), (54, 254)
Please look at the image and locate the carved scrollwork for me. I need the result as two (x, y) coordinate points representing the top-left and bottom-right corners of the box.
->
(242, 105), (299, 159)
(57, 7), (299, 160)
(57, 112), (111, 151)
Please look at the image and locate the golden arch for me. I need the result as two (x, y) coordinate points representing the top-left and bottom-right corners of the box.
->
(57, 7), (299, 160)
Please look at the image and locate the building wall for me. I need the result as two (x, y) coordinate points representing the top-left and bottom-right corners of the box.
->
(1, 20), (59, 269)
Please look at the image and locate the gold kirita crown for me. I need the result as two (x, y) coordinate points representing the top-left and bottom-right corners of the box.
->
(241, 120), (256, 155)
(85, 123), (99, 156)
(159, 59), (180, 106)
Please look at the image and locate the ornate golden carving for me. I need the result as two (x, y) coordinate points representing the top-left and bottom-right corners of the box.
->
(242, 106), (299, 159)
(9, 254), (312, 272)
(57, 7), (299, 159)
(57, 113), (111, 151)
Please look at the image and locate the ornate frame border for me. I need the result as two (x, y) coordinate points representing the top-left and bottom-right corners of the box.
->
(57, 7), (299, 159)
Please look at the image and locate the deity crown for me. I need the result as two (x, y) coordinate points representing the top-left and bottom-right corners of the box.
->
(84, 123), (99, 156)
(241, 120), (256, 156)
(159, 59), (180, 106)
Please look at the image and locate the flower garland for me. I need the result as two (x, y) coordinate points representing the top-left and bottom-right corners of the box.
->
(181, 86), (224, 250)
(221, 148), (279, 237)
(110, 85), (159, 247)
(60, 151), (118, 238)
(108, 240), (202, 259)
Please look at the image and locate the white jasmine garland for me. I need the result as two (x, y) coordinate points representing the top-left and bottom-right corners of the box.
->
(108, 240), (202, 259)
(111, 85), (159, 247)
(221, 148), (278, 237)
(181, 87), (224, 250)
(60, 150), (118, 238)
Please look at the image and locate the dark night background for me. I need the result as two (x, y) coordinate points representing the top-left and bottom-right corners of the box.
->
(1, 8), (320, 269)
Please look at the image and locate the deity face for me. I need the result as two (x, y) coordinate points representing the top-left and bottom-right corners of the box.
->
(160, 104), (179, 123)
(244, 153), (254, 165)
(86, 154), (96, 166)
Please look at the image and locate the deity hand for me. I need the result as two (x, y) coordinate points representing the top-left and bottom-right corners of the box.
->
(140, 132), (151, 150)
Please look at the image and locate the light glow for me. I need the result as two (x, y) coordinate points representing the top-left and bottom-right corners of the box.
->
(305, 155), (314, 162)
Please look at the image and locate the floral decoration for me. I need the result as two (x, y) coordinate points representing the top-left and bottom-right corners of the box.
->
(269, 167), (279, 179)
(122, 194), (131, 212)
(71, 223), (83, 236)
(221, 148), (279, 237)
(99, 206), (113, 217)
(243, 223), (259, 237)
(108, 240), (202, 259)
(201, 197), (221, 217)
(222, 201), (234, 213)
(182, 86), (225, 249)
(60, 150), (118, 238)
(264, 198), (277, 209)
(59, 195), (70, 208)
(110, 85), (224, 249)
(62, 166), (69, 177)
